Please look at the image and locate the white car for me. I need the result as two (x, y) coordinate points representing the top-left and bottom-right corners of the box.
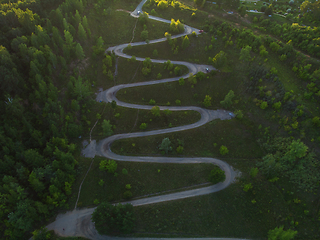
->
(137, 11), (141, 15)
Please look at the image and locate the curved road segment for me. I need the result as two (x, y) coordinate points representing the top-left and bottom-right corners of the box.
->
(47, 1), (246, 240)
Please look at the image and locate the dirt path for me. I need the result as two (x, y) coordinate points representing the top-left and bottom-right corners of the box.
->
(46, 1), (246, 239)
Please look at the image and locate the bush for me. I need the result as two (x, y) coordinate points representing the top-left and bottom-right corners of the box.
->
(179, 78), (185, 85)
(260, 101), (268, 109)
(99, 159), (117, 173)
(169, 19), (184, 33)
(234, 110), (243, 119)
(212, 51), (227, 69)
(176, 145), (184, 153)
(157, 0), (168, 10)
(159, 137), (171, 154)
(268, 226), (297, 240)
(122, 168), (128, 175)
(250, 167), (259, 178)
(123, 191), (133, 199)
(243, 183), (253, 192)
(219, 145), (229, 155)
(149, 99), (156, 104)
(140, 30), (148, 40)
(102, 120), (113, 136)
(92, 202), (135, 235)
(203, 95), (212, 107)
(153, 49), (158, 57)
(208, 166), (226, 184)
(220, 90), (235, 108)
(139, 123), (147, 130)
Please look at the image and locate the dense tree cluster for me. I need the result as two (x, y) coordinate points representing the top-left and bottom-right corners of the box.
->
(0, 0), (100, 238)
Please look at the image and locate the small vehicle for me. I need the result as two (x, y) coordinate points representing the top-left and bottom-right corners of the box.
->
(206, 68), (209, 73)
(199, 30), (204, 33)
(137, 11), (141, 15)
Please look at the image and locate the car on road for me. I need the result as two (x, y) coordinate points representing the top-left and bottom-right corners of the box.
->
(137, 11), (141, 15)
(199, 30), (204, 33)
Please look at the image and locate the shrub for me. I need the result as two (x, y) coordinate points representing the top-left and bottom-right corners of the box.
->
(203, 95), (212, 107)
(92, 202), (135, 235)
(157, 0), (168, 10)
(260, 101), (268, 109)
(102, 120), (113, 136)
(250, 167), (259, 178)
(179, 78), (185, 85)
(151, 106), (161, 117)
(129, 55), (136, 62)
(175, 99), (181, 105)
(234, 110), (243, 119)
(99, 159), (117, 173)
(273, 101), (282, 111)
(139, 123), (147, 130)
(312, 116), (320, 127)
(149, 99), (156, 104)
(123, 191), (133, 199)
(268, 226), (297, 240)
(159, 137), (171, 154)
(208, 166), (226, 184)
(169, 19), (184, 33)
(140, 30), (148, 40)
(212, 51), (227, 69)
(280, 54), (287, 61)
(153, 49), (158, 57)
(122, 168), (128, 175)
(99, 179), (104, 186)
(219, 145), (229, 155)
(176, 145), (184, 153)
(174, 66), (181, 75)
(243, 183), (253, 192)
(220, 90), (235, 108)
(125, 184), (131, 190)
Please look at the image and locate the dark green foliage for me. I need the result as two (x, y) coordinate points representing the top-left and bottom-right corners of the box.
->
(91, 202), (135, 235)
(258, 138), (319, 190)
(208, 166), (225, 184)
(268, 226), (297, 240)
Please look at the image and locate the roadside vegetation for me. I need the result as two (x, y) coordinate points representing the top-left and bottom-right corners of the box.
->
(1, 0), (320, 239)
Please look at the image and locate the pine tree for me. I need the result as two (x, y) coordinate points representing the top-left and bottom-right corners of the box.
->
(74, 10), (81, 27)
(181, 35), (190, 49)
(77, 23), (87, 41)
(75, 43), (85, 60)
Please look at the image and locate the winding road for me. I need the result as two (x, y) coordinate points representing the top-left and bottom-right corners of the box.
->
(47, 1), (246, 239)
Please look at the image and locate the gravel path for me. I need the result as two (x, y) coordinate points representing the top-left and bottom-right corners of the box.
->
(46, 1), (247, 239)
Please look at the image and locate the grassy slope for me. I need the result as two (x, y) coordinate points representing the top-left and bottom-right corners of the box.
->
(70, 157), (214, 208)
(69, 0), (320, 239)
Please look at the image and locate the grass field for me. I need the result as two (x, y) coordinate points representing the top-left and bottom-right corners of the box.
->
(68, 0), (320, 239)
(111, 118), (263, 161)
(70, 157), (214, 208)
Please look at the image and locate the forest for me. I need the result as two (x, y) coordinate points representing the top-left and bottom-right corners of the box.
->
(0, 0), (320, 239)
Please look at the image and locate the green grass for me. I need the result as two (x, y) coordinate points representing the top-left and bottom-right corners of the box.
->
(115, 58), (189, 85)
(131, 177), (290, 239)
(88, 53), (189, 93)
(86, 1), (171, 47)
(111, 118), (263, 161)
(86, 103), (201, 141)
(116, 70), (243, 110)
(73, 157), (214, 208)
